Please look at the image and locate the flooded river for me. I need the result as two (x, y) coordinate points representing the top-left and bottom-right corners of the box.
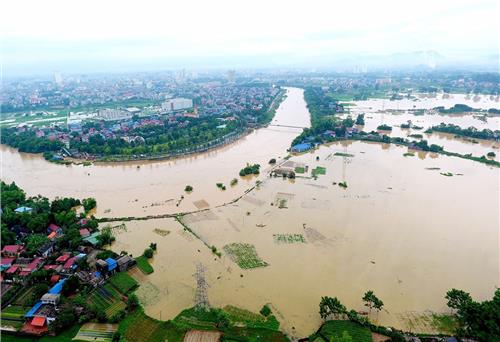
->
(2, 88), (499, 338)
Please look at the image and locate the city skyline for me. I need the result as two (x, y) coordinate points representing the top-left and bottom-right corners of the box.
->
(2, 0), (499, 76)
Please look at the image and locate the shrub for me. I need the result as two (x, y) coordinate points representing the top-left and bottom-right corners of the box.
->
(143, 248), (154, 259)
(184, 185), (193, 192)
(260, 304), (271, 317)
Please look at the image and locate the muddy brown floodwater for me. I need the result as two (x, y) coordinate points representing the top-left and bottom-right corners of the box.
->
(2, 88), (499, 338)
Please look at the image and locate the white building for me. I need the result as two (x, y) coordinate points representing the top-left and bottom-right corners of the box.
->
(161, 98), (193, 112)
(98, 109), (132, 121)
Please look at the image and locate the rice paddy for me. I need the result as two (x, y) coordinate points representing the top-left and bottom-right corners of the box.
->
(273, 233), (307, 244)
(223, 243), (268, 269)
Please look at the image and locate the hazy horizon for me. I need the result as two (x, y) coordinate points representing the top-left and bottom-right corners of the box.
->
(2, 0), (499, 77)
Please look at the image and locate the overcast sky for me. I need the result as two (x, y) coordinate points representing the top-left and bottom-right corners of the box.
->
(2, 0), (499, 76)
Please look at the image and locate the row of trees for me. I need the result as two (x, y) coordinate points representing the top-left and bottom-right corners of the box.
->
(319, 290), (384, 321)
(319, 289), (499, 340)
(427, 123), (499, 141)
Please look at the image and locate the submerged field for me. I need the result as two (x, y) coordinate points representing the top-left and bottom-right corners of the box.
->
(109, 140), (499, 338)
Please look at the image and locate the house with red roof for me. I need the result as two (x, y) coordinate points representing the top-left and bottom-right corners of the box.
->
(79, 228), (91, 238)
(2, 245), (25, 257)
(63, 256), (77, 271)
(56, 254), (71, 264)
(1, 257), (16, 271)
(19, 257), (43, 277)
(47, 224), (62, 236)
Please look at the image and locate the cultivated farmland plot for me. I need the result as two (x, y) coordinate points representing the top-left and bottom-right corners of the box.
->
(73, 322), (118, 342)
(273, 233), (307, 244)
(223, 243), (268, 269)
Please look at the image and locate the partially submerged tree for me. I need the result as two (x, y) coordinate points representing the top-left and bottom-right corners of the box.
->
(319, 296), (346, 320)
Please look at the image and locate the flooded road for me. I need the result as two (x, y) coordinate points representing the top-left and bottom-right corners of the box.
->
(2, 88), (499, 338)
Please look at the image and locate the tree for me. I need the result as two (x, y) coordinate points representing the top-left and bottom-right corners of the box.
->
(143, 248), (154, 258)
(445, 288), (500, 340)
(362, 290), (384, 314)
(32, 284), (50, 304)
(260, 304), (271, 317)
(82, 198), (97, 212)
(319, 296), (346, 320)
(26, 234), (49, 255)
(62, 275), (80, 296)
(184, 185), (193, 192)
(214, 310), (230, 329)
(149, 242), (157, 251)
(446, 289), (472, 311)
(127, 294), (139, 311)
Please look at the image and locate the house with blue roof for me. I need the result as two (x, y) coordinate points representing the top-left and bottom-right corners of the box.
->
(14, 206), (33, 213)
(291, 143), (312, 153)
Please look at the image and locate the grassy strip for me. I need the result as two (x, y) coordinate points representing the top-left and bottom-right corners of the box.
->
(310, 320), (372, 342)
(135, 256), (154, 274)
(109, 272), (138, 294)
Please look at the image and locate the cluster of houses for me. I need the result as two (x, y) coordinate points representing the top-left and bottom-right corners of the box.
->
(0, 220), (136, 336)
(290, 127), (360, 153)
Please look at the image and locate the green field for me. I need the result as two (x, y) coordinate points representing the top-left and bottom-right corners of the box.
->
(310, 320), (373, 342)
(273, 234), (307, 244)
(109, 272), (138, 294)
(119, 309), (184, 342)
(223, 243), (268, 269)
(135, 256), (154, 274)
(312, 166), (327, 177)
(0, 324), (81, 341)
(88, 284), (126, 319)
(294, 166), (306, 174)
(223, 305), (280, 330)
(334, 152), (354, 157)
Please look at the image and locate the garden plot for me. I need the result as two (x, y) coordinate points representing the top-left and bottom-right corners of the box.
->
(1, 305), (28, 330)
(273, 234), (307, 244)
(311, 166), (327, 177)
(223, 243), (268, 269)
(88, 285), (126, 319)
(274, 192), (295, 209)
(73, 322), (118, 342)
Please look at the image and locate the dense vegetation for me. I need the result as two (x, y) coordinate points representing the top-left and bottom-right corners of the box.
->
(1, 181), (99, 249)
(426, 123), (499, 141)
(445, 288), (499, 341)
(435, 104), (475, 113)
(239, 163), (261, 176)
(0, 130), (63, 153)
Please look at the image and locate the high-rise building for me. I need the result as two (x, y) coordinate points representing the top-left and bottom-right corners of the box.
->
(227, 70), (235, 84)
(161, 98), (193, 112)
(54, 72), (63, 86)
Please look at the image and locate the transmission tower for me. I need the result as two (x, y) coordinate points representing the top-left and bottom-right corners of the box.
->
(194, 263), (210, 310)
